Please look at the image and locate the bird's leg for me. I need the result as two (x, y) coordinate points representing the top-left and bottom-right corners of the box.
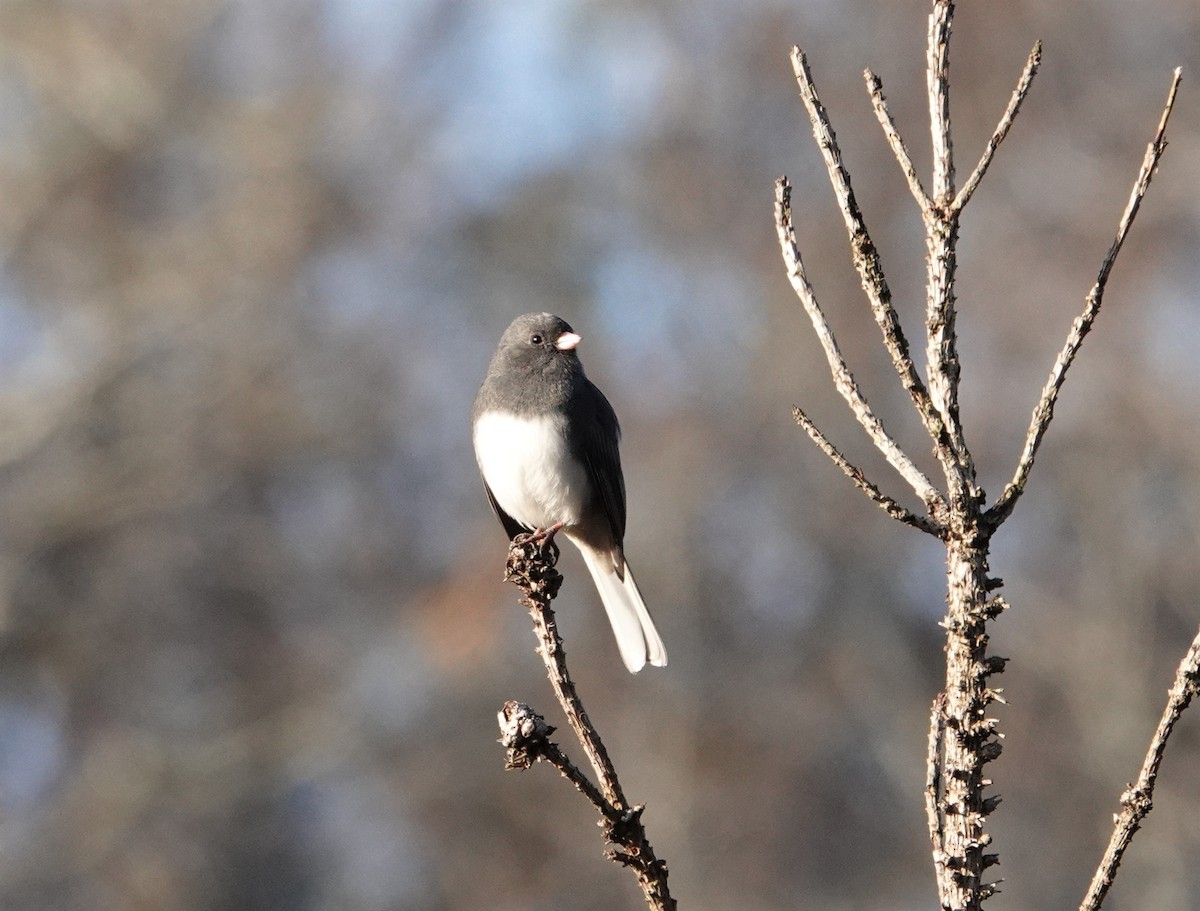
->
(535, 521), (565, 541)
(519, 522), (565, 543)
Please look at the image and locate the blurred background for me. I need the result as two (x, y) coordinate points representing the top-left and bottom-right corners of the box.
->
(0, 0), (1197, 909)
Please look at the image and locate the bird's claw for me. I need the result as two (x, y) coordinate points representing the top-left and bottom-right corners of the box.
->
(514, 523), (564, 559)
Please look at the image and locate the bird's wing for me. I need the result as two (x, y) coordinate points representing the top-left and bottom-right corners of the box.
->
(483, 479), (530, 540)
(576, 381), (627, 545)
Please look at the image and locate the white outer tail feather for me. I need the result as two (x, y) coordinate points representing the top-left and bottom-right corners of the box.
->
(576, 542), (667, 673)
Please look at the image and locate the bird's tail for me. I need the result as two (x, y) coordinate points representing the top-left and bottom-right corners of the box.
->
(577, 544), (667, 673)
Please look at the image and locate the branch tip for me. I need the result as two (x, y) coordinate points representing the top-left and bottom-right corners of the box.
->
(866, 67), (932, 210)
(954, 39), (1043, 211)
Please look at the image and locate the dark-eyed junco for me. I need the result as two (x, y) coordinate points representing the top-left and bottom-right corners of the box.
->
(472, 313), (667, 673)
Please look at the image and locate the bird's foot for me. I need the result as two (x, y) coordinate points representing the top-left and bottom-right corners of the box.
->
(514, 523), (564, 560)
(530, 522), (564, 543)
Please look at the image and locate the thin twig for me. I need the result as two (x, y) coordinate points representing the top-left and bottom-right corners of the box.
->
(776, 177), (945, 512)
(791, 405), (943, 535)
(865, 69), (931, 213)
(1079, 625), (1200, 911)
(789, 48), (952, 473)
(988, 67), (1183, 527)
(953, 42), (1042, 213)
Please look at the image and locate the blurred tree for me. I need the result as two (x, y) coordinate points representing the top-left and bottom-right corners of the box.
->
(0, 1), (1195, 910)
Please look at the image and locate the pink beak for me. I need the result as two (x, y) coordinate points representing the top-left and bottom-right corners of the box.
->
(556, 332), (582, 351)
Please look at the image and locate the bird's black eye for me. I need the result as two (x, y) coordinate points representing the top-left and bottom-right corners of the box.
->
(530, 333), (543, 346)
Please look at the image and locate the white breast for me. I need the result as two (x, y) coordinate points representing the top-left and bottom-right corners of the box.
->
(473, 411), (589, 531)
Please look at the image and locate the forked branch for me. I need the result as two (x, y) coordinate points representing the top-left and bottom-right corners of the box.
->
(987, 67), (1183, 528)
(775, 177), (944, 514)
(499, 537), (675, 910)
(789, 49), (952, 473)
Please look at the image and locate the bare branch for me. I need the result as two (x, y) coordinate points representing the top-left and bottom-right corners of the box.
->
(502, 537), (676, 911)
(927, 0), (956, 201)
(789, 48), (952, 465)
(792, 405), (944, 536)
(922, 0), (980, 504)
(953, 42), (1042, 213)
(505, 536), (626, 806)
(776, 177), (945, 511)
(1079, 625), (1200, 911)
(865, 69), (931, 213)
(988, 67), (1183, 527)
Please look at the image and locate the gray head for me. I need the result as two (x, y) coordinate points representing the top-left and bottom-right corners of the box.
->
(476, 313), (585, 414)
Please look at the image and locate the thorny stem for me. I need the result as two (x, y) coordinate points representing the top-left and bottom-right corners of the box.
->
(927, 0), (955, 201)
(866, 68), (931, 213)
(498, 699), (613, 817)
(934, 527), (1006, 911)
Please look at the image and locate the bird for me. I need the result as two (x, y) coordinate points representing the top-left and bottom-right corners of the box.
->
(472, 312), (667, 673)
